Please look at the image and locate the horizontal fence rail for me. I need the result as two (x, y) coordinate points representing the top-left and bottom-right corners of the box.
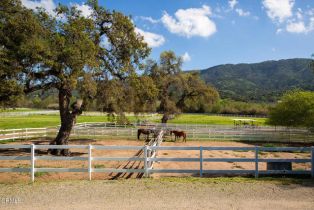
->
(0, 144), (313, 182)
(1, 122), (314, 143)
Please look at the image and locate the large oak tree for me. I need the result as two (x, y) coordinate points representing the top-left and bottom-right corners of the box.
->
(0, 0), (150, 155)
(144, 51), (219, 123)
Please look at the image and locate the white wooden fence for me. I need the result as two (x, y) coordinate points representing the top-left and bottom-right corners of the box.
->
(0, 128), (47, 141)
(1, 123), (313, 142)
(0, 144), (313, 182)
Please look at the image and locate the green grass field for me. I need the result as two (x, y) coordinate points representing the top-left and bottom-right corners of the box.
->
(0, 115), (109, 129)
(0, 113), (267, 129)
(166, 114), (266, 125)
(0, 108), (38, 113)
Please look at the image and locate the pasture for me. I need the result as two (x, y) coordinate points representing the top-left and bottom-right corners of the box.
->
(0, 115), (110, 129)
(0, 113), (267, 129)
(168, 114), (267, 125)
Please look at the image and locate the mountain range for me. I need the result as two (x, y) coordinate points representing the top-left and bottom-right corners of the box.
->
(196, 58), (314, 102)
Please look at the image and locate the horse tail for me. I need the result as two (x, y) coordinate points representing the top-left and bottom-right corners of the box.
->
(137, 129), (141, 140)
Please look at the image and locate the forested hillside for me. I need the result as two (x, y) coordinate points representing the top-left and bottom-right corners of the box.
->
(198, 58), (314, 102)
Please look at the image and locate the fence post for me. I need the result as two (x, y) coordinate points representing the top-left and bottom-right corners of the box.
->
(200, 146), (203, 177)
(144, 145), (148, 177)
(88, 144), (92, 181)
(31, 144), (35, 182)
(311, 147), (314, 178)
(255, 146), (259, 178)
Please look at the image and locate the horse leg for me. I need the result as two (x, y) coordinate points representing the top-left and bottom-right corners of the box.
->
(137, 131), (140, 140)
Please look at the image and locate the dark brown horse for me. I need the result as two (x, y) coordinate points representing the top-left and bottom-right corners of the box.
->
(137, 129), (158, 141)
(170, 130), (187, 142)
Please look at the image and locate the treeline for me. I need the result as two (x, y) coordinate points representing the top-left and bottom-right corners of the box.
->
(173, 99), (270, 116)
(268, 90), (314, 131)
(10, 93), (271, 116)
(211, 100), (270, 116)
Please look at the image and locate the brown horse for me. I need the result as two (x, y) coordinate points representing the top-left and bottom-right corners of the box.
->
(137, 129), (158, 141)
(170, 130), (187, 142)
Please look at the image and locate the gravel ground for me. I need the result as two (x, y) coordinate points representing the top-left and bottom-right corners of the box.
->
(0, 178), (313, 210)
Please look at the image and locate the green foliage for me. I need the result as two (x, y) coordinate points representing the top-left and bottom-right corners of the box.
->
(0, 0), (150, 105)
(0, 0), (150, 145)
(96, 76), (158, 118)
(212, 99), (270, 115)
(144, 51), (219, 122)
(0, 0), (33, 107)
(268, 90), (314, 129)
(198, 58), (314, 102)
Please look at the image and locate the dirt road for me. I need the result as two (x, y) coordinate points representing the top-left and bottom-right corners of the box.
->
(0, 179), (313, 210)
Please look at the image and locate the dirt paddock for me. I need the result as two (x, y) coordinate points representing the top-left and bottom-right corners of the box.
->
(0, 139), (312, 183)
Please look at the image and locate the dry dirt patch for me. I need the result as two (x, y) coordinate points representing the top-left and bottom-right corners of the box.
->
(0, 179), (313, 210)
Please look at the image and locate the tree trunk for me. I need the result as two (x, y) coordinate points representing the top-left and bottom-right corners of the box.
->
(49, 89), (81, 156)
(161, 113), (169, 124)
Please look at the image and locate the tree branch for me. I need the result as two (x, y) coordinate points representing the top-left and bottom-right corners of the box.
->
(24, 81), (58, 94)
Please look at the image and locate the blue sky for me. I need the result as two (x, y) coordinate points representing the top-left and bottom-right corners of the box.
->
(22, 0), (314, 70)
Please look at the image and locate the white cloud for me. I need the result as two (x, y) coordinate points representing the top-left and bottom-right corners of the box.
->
(226, 1), (251, 18)
(276, 28), (283, 34)
(135, 28), (165, 48)
(286, 18), (314, 34)
(21, 0), (56, 16)
(262, 0), (295, 23)
(286, 21), (306, 33)
(72, 4), (93, 18)
(181, 52), (191, 62)
(296, 8), (303, 20)
(161, 5), (217, 38)
(229, 0), (238, 10)
(263, 1), (314, 34)
(21, 1), (93, 19)
(139, 16), (160, 24)
(235, 8), (250, 17)
(306, 8), (314, 16)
